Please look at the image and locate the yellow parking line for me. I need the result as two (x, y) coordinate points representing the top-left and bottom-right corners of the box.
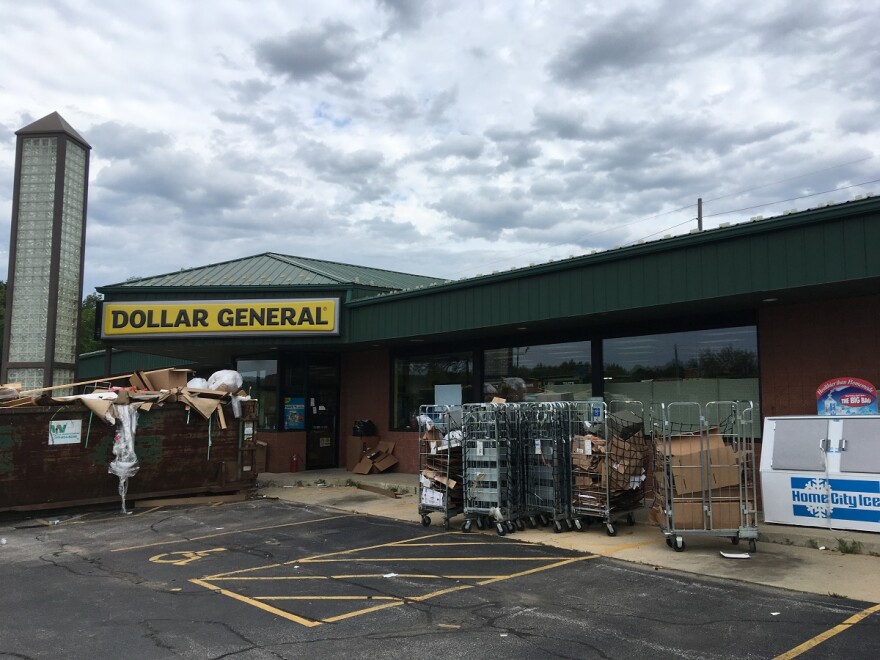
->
(301, 556), (570, 563)
(774, 603), (880, 659)
(208, 573), (508, 581)
(113, 514), (352, 552)
(409, 584), (474, 601)
(477, 555), (598, 585)
(297, 531), (450, 562)
(322, 601), (404, 623)
(190, 579), (321, 627)
(256, 596), (400, 601)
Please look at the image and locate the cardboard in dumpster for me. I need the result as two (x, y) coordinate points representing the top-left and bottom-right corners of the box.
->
(130, 368), (191, 391)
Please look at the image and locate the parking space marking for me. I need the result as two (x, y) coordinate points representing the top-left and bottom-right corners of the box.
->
(190, 578), (322, 628)
(190, 531), (597, 627)
(149, 548), (226, 566)
(774, 603), (880, 659)
(113, 514), (352, 552)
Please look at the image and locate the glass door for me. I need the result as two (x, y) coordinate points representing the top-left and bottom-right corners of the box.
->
(306, 357), (339, 469)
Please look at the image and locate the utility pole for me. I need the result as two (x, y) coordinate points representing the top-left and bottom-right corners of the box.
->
(697, 197), (703, 231)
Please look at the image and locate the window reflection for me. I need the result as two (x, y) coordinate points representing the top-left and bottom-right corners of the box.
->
(484, 341), (592, 402)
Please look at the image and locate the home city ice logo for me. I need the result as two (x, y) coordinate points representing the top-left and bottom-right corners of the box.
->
(790, 477), (880, 523)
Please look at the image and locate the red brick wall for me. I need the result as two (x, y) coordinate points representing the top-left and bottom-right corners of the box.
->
(259, 431), (307, 473)
(759, 293), (880, 418)
(340, 349), (420, 473)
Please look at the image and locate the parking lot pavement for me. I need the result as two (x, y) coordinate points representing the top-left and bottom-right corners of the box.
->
(2, 499), (879, 659)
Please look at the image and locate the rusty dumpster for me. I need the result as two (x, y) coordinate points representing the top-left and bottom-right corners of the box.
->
(0, 399), (259, 512)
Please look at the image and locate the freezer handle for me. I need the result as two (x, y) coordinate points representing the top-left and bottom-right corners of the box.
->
(840, 437), (847, 452)
(819, 437), (829, 452)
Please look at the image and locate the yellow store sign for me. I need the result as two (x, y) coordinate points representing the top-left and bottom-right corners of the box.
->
(101, 299), (339, 338)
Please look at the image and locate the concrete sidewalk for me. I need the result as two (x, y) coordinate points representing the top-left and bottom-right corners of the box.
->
(259, 469), (880, 604)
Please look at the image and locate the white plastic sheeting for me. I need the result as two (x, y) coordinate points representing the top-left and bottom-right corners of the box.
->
(107, 404), (140, 513)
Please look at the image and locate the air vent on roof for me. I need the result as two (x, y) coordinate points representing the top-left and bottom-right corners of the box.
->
(664, 234), (672, 239)
(689, 228), (700, 234)
(590, 250), (597, 254)
(750, 215), (763, 221)
(719, 222), (730, 228)
(637, 239), (644, 244)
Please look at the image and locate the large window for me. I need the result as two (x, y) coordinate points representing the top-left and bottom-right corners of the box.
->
(238, 356), (308, 431)
(239, 359), (279, 430)
(483, 341), (591, 402)
(393, 351), (473, 430)
(603, 327), (760, 430)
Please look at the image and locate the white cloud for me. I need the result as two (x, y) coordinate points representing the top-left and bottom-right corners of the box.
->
(0, 0), (878, 296)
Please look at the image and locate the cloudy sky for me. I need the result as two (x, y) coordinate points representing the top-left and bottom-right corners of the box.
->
(1, 0), (879, 296)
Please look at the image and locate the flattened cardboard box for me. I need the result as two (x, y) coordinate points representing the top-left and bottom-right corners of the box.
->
(352, 440), (398, 474)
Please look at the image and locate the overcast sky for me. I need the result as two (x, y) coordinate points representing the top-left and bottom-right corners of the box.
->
(1, 1), (879, 296)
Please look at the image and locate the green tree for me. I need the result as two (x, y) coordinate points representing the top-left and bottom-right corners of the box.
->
(78, 291), (105, 354)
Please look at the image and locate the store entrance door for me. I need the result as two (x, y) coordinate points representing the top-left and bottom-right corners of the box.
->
(306, 358), (339, 469)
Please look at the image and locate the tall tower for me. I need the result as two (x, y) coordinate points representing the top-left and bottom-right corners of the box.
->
(1, 112), (91, 392)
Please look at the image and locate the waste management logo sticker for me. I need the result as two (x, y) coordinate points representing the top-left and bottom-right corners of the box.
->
(790, 477), (880, 522)
(48, 419), (82, 445)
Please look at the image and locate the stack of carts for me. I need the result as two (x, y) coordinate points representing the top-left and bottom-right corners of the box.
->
(570, 401), (651, 536)
(417, 405), (464, 529)
(520, 402), (574, 533)
(459, 403), (524, 535)
(651, 401), (759, 552)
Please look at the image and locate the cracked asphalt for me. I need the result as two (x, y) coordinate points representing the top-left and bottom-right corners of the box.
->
(1, 499), (878, 659)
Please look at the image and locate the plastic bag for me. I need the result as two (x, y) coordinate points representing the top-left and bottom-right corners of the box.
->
(207, 370), (243, 393)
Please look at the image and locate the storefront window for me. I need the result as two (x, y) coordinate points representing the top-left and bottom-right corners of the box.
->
(484, 341), (591, 402)
(238, 359), (279, 430)
(393, 351), (472, 430)
(603, 327), (760, 431)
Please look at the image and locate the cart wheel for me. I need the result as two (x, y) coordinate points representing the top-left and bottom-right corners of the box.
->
(606, 523), (617, 537)
(496, 522), (506, 536)
(748, 539), (757, 553)
(564, 518), (574, 531)
(665, 536), (673, 548)
(626, 513), (635, 526)
(476, 517), (486, 531)
(462, 520), (472, 533)
(673, 536), (685, 552)
(573, 518), (584, 531)
(515, 519), (525, 531)
(539, 513), (550, 527)
(421, 515), (431, 527)
(527, 516), (537, 529)
(553, 520), (563, 533)
(505, 520), (516, 534)
(731, 535), (739, 545)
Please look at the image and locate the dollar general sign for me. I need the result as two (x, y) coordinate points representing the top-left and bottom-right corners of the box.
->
(101, 299), (340, 338)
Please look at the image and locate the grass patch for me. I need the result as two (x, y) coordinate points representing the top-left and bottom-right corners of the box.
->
(807, 539), (819, 549)
(344, 478), (359, 487)
(836, 538), (863, 554)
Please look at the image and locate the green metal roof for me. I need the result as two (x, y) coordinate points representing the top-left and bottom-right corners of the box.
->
(97, 252), (444, 293)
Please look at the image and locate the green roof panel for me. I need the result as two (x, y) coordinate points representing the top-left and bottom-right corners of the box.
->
(97, 252), (444, 292)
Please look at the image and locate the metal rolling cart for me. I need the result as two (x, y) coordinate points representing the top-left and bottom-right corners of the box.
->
(571, 400), (650, 536)
(460, 402), (524, 536)
(652, 400), (759, 552)
(417, 404), (464, 529)
(522, 402), (573, 533)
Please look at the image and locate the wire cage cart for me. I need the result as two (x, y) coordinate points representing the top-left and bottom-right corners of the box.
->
(521, 402), (574, 533)
(418, 405), (464, 529)
(652, 401), (759, 552)
(460, 402), (524, 536)
(571, 400), (651, 536)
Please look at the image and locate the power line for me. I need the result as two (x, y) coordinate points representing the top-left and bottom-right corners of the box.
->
(445, 156), (878, 280)
(703, 176), (880, 218)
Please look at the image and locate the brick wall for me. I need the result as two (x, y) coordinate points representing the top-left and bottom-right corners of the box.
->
(759, 293), (880, 418)
(340, 349), (420, 473)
